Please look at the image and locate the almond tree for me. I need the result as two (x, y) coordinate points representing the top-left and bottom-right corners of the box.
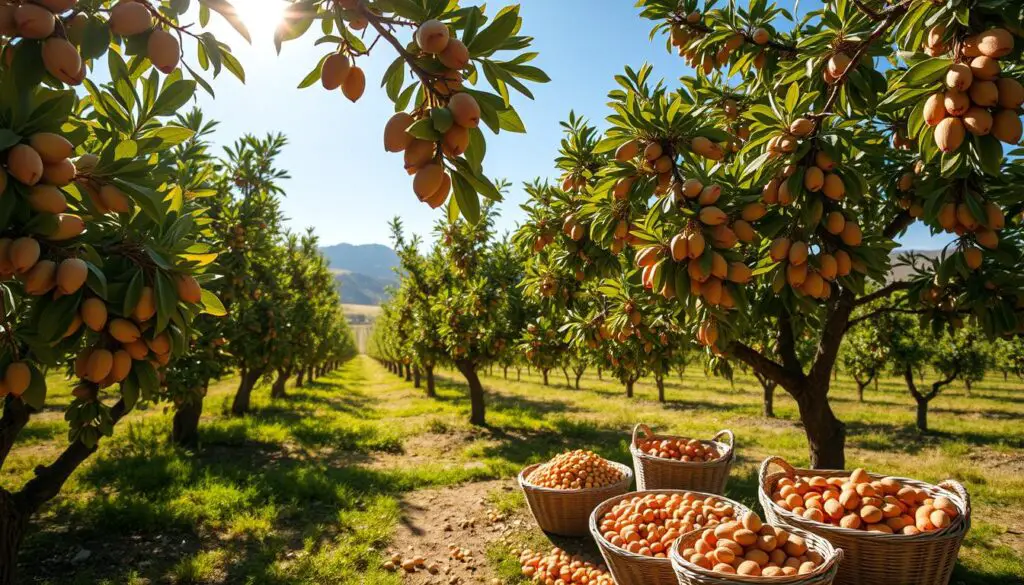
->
(0, 1), (247, 576)
(522, 0), (1023, 468)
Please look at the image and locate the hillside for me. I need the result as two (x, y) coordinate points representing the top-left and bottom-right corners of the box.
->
(321, 243), (400, 305)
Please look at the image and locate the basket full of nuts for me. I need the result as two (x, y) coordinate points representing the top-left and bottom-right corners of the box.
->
(669, 511), (842, 585)
(590, 489), (752, 585)
(758, 456), (969, 585)
(518, 449), (633, 536)
(631, 424), (735, 493)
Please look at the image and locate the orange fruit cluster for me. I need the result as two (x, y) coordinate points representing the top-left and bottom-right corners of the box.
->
(681, 511), (824, 577)
(526, 450), (623, 490)
(597, 492), (739, 558)
(636, 437), (721, 463)
(771, 468), (959, 535)
(519, 548), (614, 585)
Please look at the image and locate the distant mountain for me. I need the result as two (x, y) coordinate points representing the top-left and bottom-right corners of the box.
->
(320, 243), (400, 282)
(320, 243), (400, 306)
(889, 249), (940, 282)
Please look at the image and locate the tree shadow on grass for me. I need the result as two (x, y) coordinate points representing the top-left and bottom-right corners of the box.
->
(844, 420), (1024, 453)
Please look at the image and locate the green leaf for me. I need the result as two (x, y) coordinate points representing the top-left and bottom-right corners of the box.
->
(298, 53), (330, 89)
(430, 107), (454, 134)
(200, 0), (252, 43)
(20, 364), (47, 410)
(496, 108), (525, 133)
(407, 118), (442, 141)
(0, 129), (19, 151)
(451, 172), (480, 223)
(467, 6), (519, 55)
(123, 271), (144, 318)
(200, 289), (227, 316)
(897, 58), (952, 86)
(972, 134), (1003, 176)
(152, 80), (197, 116)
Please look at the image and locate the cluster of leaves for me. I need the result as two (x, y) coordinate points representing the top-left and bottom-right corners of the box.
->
(284, 0), (548, 221)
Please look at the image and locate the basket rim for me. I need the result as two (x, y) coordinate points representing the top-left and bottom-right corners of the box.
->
(757, 455), (971, 542)
(589, 488), (754, 565)
(518, 460), (634, 494)
(631, 424), (735, 468)
(669, 523), (844, 583)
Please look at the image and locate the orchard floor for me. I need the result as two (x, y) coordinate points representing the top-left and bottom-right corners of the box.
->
(3, 356), (1023, 584)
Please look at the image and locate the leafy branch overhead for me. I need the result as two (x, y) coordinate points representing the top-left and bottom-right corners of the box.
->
(286, 0), (548, 223)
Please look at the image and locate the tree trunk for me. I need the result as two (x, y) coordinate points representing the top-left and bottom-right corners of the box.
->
(794, 390), (846, 469)
(456, 360), (486, 426)
(964, 379), (972, 397)
(562, 367), (571, 387)
(516, 367), (521, 381)
(854, 376), (869, 403)
(916, 397), (929, 432)
(656, 375), (665, 403)
(763, 382), (775, 418)
(271, 367), (289, 399)
(0, 490), (28, 585)
(625, 379), (634, 398)
(296, 368), (304, 388)
(542, 368), (549, 386)
(231, 368), (263, 416)
(404, 363), (412, 382)
(874, 376), (879, 392)
(597, 366), (602, 380)
(413, 366), (421, 389)
(171, 392), (204, 448)
(425, 365), (436, 398)
(307, 366), (315, 383)
(575, 369), (583, 389)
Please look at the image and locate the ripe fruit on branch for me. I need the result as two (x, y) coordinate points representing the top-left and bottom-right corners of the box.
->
(934, 117), (965, 153)
(109, 318), (142, 343)
(23, 260), (57, 295)
(789, 118), (814, 137)
(413, 164), (445, 200)
(148, 29), (180, 74)
(5, 362), (31, 397)
(448, 93), (480, 128)
(28, 185), (68, 214)
(7, 144), (44, 186)
(439, 39), (469, 70)
(827, 52), (851, 78)
(56, 258), (87, 295)
(321, 52), (351, 90)
(14, 4), (55, 39)
(976, 28), (1014, 58)
(9, 237), (40, 274)
(383, 112), (414, 152)
(81, 297), (107, 331)
(176, 274), (202, 304)
(29, 133), (73, 164)
(342, 66), (365, 102)
(992, 109), (1022, 144)
(945, 63), (972, 91)
(416, 20), (450, 54)
(109, 1), (153, 37)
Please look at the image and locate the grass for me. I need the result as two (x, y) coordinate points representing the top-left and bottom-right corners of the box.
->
(1, 356), (1022, 584)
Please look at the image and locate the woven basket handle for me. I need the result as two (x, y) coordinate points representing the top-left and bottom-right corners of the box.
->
(632, 423), (653, 445)
(758, 456), (796, 491)
(711, 429), (734, 453)
(939, 479), (972, 525)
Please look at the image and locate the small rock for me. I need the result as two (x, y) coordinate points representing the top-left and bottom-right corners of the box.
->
(71, 549), (92, 563)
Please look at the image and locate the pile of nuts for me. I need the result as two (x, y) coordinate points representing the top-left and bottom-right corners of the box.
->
(771, 468), (959, 535)
(525, 450), (624, 489)
(680, 511), (825, 577)
(519, 548), (614, 585)
(636, 437), (721, 462)
(597, 492), (739, 557)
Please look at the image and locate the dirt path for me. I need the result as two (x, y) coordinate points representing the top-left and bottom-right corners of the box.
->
(384, 479), (527, 584)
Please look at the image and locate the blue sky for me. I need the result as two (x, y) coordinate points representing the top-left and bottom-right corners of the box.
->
(193, 0), (947, 251)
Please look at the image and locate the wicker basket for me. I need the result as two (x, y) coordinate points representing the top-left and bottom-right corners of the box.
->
(670, 524), (843, 585)
(518, 460), (633, 536)
(590, 489), (753, 585)
(631, 424), (735, 493)
(758, 456), (970, 585)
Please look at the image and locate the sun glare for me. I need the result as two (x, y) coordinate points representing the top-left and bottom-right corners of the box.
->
(233, 0), (290, 41)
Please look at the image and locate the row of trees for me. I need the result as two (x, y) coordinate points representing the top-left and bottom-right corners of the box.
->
(372, 0), (1024, 474)
(2, 0), (548, 578)
(161, 115), (357, 448)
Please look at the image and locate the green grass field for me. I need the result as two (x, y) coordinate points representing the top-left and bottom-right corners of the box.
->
(3, 356), (1022, 584)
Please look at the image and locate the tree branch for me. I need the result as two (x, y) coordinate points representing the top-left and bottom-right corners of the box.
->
(0, 396), (31, 471)
(927, 368), (959, 401)
(903, 365), (922, 401)
(777, 310), (803, 374)
(883, 210), (914, 239)
(848, 306), (931, 330)
(855, 281), (914, 307)
(16, 400), (127, 514)
(729, 341), (805, 393)
(808, 288), (856, 387)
